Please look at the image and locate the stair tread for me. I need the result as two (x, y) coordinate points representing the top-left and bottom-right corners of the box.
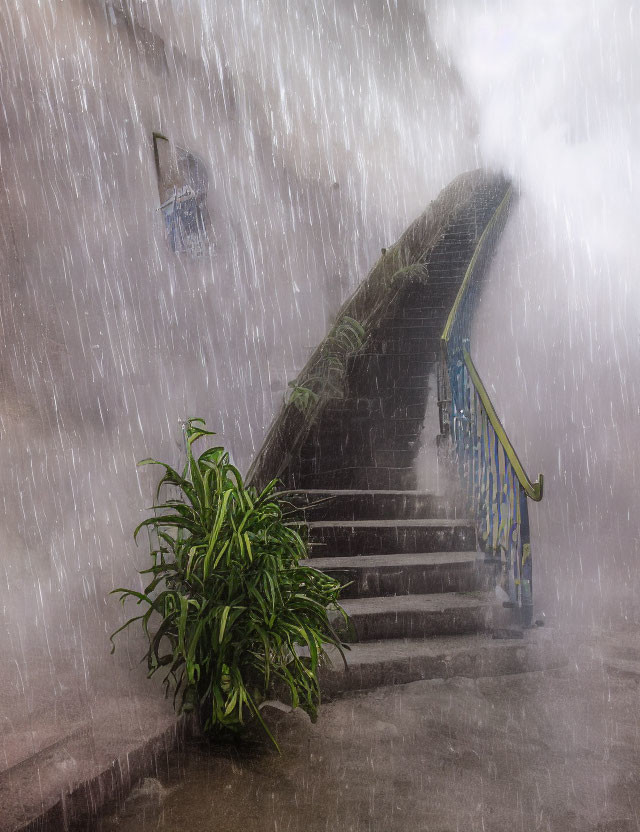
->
(285, 488), (440, 497)
(306, 518), (472, 528)
(305, 466), (416, 473)
(340, 591), (493, 616)
(323, 630), (558, 670)
(304, 551), (478, 569)
(329, 633), (517, 666)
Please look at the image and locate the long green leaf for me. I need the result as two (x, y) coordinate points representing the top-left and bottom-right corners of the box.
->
(111, 416), (346, 747)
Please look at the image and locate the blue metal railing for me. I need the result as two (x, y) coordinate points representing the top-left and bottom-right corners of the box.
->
(439, 187), (543, 626)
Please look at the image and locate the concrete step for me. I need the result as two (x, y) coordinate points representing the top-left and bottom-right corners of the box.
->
(324, 392), (428, 420)
(304, 551), (488, 597)
(335, 591), (493, 641)
(310, 413), (425, 444)
(373, 447), (418, 469)
(371, 334), (442, 356)
(319, 630), (567, 696)
(347, 373), (430, 398)
(402, 276), (470, 291)
(297, 447), (418, 477)
(0, 717), (89, 775)
(297, 465), (417, 490)
(346, 353), (437, 378)
(283, 489), (457, 521)
(299, 429), (421, 462)
(426, 253), (477, 267)
(384, 304), (449, 320)
(305, 518), (476, 556)
(376, 317), (447, 334)
(0, 693), (182, 832)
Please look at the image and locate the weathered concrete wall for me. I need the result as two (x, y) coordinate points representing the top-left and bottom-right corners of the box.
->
(0, 0), (475, 616)
(0, 2), (478, 813)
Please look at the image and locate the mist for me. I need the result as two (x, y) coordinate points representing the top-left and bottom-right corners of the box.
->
(3, 1), (640, 828)
(431, 0), (640, 625)
(0, 0), (476, 673)
(0, 0), (634, 726)
(0, 0), (635, 734)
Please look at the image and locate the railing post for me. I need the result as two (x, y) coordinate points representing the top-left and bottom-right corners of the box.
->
(518, 486), (533, 627)
(438, 184), (542, 628)
(437, 353), (450, 438)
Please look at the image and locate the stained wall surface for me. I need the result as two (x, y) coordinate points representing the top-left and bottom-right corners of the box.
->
(0, 1), (475, 674)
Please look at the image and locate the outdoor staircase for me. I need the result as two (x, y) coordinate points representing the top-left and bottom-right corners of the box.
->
(286, 175), (505, 492)
(281, 176), (560, 695)
(294, 489), (555, 696)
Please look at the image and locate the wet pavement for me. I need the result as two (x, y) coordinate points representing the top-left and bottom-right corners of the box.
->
(88, 625), (640, 832)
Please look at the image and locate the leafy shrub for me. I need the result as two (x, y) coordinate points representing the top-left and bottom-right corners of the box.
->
(111, 419), (346, 749)
(287, 315), (366, 412)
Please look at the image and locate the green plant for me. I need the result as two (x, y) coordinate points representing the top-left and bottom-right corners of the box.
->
(325, 315), (366, 354)
(110, 419), (347, 750)
(287, 379), (320, 412)
(286, 315), (366, 413)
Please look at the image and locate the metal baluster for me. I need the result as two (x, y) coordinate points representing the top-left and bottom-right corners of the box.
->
(519, 487), (533, 627)
(439, 186), (541, 627)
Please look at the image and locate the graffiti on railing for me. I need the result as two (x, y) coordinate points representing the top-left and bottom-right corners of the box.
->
(439, 186), (543, 626)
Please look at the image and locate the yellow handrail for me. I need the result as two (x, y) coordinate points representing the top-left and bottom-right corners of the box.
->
(440, 183), (543, 502)
(441, 186), (513, 346)
(463, 350), (543, 501)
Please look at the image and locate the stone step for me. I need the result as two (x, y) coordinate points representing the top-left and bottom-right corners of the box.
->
(297, 447), (418, 478)
(437, 216), (482, 231)
(323, 390), (427, 421)
(347, 375), (431, 397)
(0, 717), (89, 775)
(428, 252), (474, 267)
(299, 427), (422, 460)
(305, 551), (487, 597)
(402, 275), (470, 289)
(373, 447), (418, 469)
(319, 630), (567, 696)
(426, 244), (476, 261)
(297, 466), (417, 490)
(0, 692), (182, 832)
(297, 426), (422, 464)
(425, 272), (472, 285)
(335, 591), (493, 641)
(377, 313), (447, 330)
(305, 518), (475, 556)
(426, 253), (477, 267)
(346, 353), (437, 378)
(370, 334), (442, 356)
(324, 389), (428, 416)
(284, 489), (456, 521)
(427, 228), (476, 240)
(300, 418), (423, 448)
(385, 304), (449, 320)
(398, 290), (461, 309)
(311, 412), (425, 443)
